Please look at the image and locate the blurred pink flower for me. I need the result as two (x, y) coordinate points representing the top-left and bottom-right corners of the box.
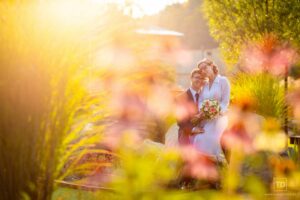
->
(174, 102), (192, 122)
(146, 84), (174, 117)
(241, 36), (298, 75)
(222, 122), (255, 154)
(102, 88), (150, 149)
(175, 99), (198, 122)
(221, 107), (263, 154)
(269, 48), (297, 75)
(243, 46), (267, 74)
(110, 89), (147, 123)
(179, 145), (218, 180)
(103, 123), (144, 149)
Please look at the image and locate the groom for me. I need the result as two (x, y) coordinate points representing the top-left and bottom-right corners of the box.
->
(176, 68), (204, 145)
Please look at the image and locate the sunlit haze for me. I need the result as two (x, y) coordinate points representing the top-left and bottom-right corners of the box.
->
(93, 0), (187, 18)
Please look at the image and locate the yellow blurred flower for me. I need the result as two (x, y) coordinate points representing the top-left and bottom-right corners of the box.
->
(254, 131), (287, 153)
(262, 117), (281, 133)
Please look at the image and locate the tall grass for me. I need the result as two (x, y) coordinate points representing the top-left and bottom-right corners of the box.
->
(0, 1), (178, 199)
(231, 73), (285, 120)
(0, 1), (128, 199)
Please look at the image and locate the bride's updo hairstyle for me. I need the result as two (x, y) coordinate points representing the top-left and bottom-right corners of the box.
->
(197, 58), (219, 75)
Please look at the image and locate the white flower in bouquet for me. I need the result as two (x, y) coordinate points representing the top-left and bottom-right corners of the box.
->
(200, 99), (220, 120)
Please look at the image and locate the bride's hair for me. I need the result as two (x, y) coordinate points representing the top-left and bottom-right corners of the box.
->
(197, 58), (219, 75)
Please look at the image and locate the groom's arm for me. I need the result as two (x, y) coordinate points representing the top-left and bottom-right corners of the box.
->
(175, 93), (193, 132)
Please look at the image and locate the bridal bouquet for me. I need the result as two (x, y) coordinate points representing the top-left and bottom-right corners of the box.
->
(200, 99), (220, 120)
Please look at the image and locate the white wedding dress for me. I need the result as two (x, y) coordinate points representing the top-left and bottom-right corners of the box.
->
(193, 75), (230, 158)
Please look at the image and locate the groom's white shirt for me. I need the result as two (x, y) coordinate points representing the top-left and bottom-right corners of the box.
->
(189, 87), (199, 104)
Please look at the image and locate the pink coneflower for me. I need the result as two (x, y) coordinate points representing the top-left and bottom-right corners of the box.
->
(241, 35), (298, 76)
(179, 145), (219, 180)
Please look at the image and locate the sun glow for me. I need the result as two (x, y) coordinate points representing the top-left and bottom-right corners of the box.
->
(93, 0), (187, 18)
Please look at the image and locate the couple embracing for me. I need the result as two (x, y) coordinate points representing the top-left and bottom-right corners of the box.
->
(177, 58), (230, 160)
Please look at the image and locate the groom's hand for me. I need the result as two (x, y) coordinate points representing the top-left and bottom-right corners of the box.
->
(195, 111), (204, 120)
(191, 126), (205, 135)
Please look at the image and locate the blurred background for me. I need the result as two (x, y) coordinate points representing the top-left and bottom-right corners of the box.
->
(1, 0), (300, 200)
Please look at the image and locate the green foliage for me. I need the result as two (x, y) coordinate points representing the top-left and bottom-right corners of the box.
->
(108, 146), (179, 199)
(231, 73), (285, 119)
(52, 144), (279, 200)
(52, 188), (115, 200)
(202, 0), (300, 67)
(289, 63), (300, 79)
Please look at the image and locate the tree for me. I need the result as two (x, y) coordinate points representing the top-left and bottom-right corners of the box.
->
(202, 0), (300, 68)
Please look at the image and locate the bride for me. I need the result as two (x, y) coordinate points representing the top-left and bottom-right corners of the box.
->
(193, 58), (230, 159)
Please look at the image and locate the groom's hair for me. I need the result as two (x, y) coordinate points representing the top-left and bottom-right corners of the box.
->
(197, 58), (219, 75)
(190, 68), (201, 78)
